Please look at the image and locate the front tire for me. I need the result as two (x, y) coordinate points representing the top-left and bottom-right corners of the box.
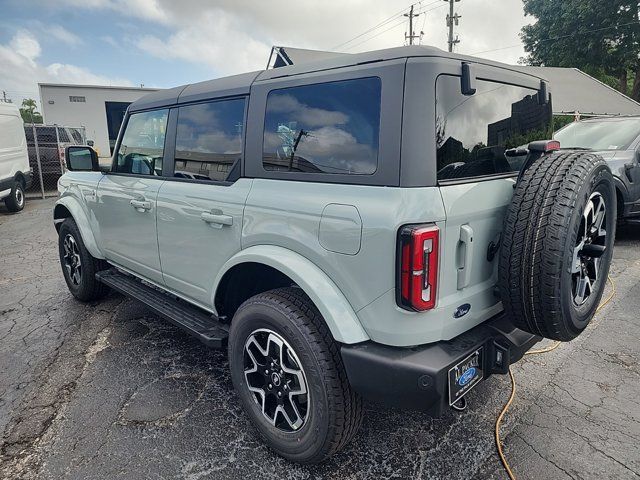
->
(228, 287), (363, 464)
(4, 181), (25, 212)
(58, 218), (110, 302)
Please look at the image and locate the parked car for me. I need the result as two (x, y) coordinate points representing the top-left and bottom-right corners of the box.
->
(554, 116), (640, 221)
(53, 46), (615, 463)
(0, 102), (32, 212)
(24, 124), (84, 190)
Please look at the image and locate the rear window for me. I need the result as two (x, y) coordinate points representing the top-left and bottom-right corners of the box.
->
(554, 118), (640, 151)
(436, 75), (552, 182)
(262, 77), (381, 175)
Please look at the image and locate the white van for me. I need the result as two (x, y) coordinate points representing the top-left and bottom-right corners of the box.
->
(0, 102), (32, 212)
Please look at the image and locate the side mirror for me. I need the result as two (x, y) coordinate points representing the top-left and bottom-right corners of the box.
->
(87, 140), (94, 147)
(461, 62), (477, 96)
(66, 146), (99, 172)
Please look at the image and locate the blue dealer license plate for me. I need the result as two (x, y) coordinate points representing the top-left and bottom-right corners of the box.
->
(448, 348), (484, 405)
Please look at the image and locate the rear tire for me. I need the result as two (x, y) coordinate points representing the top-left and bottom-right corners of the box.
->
(4, 181), (25, 213)
(58, 218), (110, 302)
(228, 287), (363, 464)
(499, 151), (616, 341)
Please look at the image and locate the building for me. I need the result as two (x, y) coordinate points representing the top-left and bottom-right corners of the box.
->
(39, 83), (159, 158)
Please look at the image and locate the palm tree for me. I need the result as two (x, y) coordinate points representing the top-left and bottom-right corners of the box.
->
(19, 98), (43, 124)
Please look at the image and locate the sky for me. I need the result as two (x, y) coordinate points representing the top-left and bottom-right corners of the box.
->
(0, 0), (530, 109)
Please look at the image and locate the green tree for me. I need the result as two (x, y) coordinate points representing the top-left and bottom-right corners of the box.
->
(521, 0), (640, 100)
(19, 98), (43, 124)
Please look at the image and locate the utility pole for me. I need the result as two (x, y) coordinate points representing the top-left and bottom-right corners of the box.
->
(444, 0), (461, 52)
(404, 5), (421, 45)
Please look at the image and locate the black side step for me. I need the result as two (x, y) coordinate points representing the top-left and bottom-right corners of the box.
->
(96, 269), (229, 348)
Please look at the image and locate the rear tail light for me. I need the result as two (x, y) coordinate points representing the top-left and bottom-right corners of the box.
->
(527, 139), (561, 153)
(397, 224), (439, 311)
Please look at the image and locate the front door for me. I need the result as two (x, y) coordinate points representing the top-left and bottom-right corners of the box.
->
(156, 98), (249, 308)
(92, 108), (169, 284)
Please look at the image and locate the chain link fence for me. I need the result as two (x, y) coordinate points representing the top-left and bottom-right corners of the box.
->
(24, 124), (87, 198)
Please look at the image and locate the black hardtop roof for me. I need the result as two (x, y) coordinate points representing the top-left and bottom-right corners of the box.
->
(128, 45), (548, 112)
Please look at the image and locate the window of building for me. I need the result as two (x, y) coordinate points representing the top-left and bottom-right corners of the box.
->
(436, 76), (552, 182)
(263, 77), (381, 175)
(173, 98), (245, 182)
(114, 109), (168, 176)
(69, 96), (86, 103)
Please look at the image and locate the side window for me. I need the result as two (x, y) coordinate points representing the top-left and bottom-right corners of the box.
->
(173, 98), (245, 182)
(114, 109), (168, 176)
(263, 77), (381, 175)
(436, 76), (552, 182)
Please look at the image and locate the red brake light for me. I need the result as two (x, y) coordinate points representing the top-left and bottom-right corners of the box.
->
(545, 140), (560, 152)
(397, 224), (439, 311)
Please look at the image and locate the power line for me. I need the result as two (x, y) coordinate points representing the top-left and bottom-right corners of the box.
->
(419, 5), (428, 45)
(343, 16), (409, 51)
(338, 1), (448, 53)
(332, 2), (421, 50)
(470, 20), (640, 56)
(333, 0), (442, 51)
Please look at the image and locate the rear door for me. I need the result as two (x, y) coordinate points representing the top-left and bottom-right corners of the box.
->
(433, 67), (552, 325)
(156, 97), (251, 308)
(92, 108), (169, 284)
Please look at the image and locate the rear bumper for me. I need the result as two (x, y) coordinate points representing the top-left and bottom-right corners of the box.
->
(340, 314), (540, 415)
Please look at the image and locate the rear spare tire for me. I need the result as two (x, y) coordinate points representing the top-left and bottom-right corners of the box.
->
(499, 151), (616, 341)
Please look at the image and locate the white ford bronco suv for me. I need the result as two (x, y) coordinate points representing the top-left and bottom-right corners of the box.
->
(54, 46), (615, 463)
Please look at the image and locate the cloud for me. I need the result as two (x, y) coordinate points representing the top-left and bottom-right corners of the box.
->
(47, 0), (168, 24)
(267, 93), (349, 128)
(37, 0), (530, 78)
(135, 9), (270, 76)
(9, 30), (41, 64)
(0, 30), (132, 108)
(48, 25), (83, 46)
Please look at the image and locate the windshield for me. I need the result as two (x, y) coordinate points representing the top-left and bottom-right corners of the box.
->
(554, 118), (640, 151)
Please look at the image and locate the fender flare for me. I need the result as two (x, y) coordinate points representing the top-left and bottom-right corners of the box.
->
(613, 175), (629, 202)
(53, 196), (104, 259)
(213, 245), (370, 344)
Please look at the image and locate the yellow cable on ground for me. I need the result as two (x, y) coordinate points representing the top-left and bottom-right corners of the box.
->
(495, 275), (615, 480)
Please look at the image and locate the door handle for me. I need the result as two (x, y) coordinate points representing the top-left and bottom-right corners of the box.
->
(201, 211), (233, 226)
(130, 199), (152, 211)
(457, 224), (474, 290)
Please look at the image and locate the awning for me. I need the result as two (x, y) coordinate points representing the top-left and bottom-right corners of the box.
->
(511, 67), (640, 117)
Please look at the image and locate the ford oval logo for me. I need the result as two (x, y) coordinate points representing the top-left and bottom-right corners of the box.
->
(458, 367), (477, 386)
(454, 303), (471, 318)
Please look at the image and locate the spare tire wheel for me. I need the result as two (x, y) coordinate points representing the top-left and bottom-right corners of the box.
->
(499, 151), (616, 341)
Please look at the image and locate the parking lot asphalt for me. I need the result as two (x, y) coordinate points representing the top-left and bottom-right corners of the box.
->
(0, 198), (638, 480)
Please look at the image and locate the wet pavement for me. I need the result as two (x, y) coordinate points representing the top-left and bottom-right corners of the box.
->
(1, 198), (639, 479)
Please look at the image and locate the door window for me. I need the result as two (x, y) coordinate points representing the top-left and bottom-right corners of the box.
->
(262, 77), (381, 176)
(436, 76), (552, 182)
(173, 98), (245, 182)
(114, 109), (168, 176)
